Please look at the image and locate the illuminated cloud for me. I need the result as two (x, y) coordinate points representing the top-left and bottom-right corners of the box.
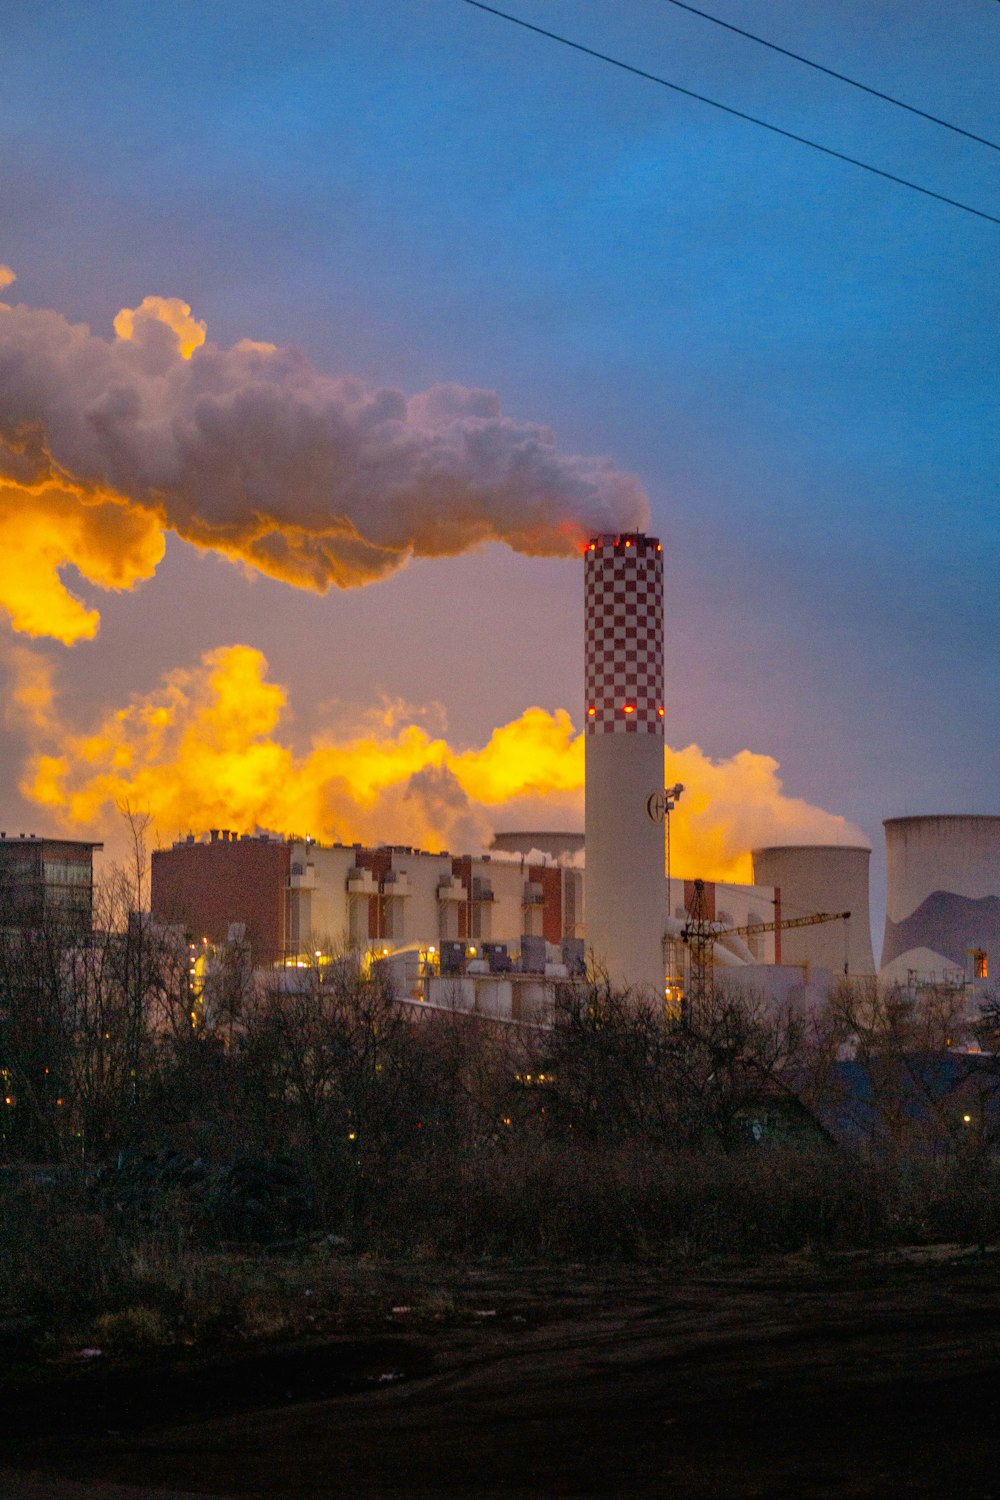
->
(13, 643), (866, 876)
(663, 744), (869, 882)
(0, 287), (649, 641)
(4, 641), (59, 733)
(113, 295), (207, 358)
(0, 480), (164, 643)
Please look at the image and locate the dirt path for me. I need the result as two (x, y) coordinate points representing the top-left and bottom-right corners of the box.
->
(3, 1251), (999, 1498)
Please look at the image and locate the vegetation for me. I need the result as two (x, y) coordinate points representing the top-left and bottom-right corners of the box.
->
(1, 840), (999, 1361)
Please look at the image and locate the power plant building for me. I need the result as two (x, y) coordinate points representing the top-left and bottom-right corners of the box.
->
(151, 830), (583, 969)
(152, 834), (815, 1008)
(142, 532), (947, 1014)
(151, 830), (800, 1022)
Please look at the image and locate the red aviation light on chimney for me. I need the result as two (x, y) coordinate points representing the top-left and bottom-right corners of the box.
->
(658, 706), (665, 717)
(587, 706), (596, 717)
(622, 702), (636, 715)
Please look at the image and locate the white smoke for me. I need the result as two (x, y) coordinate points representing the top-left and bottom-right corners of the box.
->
(0, 287), (650, 623)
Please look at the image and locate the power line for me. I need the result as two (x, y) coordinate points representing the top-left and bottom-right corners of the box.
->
(461, 0), (1000, 227)
(659, 0), (1000, 153)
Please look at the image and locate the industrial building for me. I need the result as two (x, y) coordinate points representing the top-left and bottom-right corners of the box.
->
(0, 832), (103, 934)
(881, 816), (999, 988)
(151, 831), (583, 966)
(150, 827), (799, 1019)
(149, 831), (786, 975)
(150, 822), (821, 996)
(151, 832), (587, 1023)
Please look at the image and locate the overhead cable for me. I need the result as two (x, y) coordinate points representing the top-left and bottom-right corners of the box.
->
(461, 0), (1000, 227)
(659, 0), (1000, 153)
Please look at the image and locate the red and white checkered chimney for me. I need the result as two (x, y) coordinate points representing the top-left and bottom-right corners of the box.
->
(584, 533), (666, 996)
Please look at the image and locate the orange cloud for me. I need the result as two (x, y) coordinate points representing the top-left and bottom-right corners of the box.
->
(12, 644), (866, 878)
(113, 295), (206, 358)
(0, 288), (647, 641)
(0, 479), (164, 643)
(3, 641), (59, 734)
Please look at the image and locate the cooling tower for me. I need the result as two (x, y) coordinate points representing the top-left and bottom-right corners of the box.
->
(584, 532), (666, 996)
(882, 816), (1000, 982)
(751, 844), (875, 976)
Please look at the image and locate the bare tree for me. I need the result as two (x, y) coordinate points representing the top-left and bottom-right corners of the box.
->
(0, 920), (72, 1160)
(0, 807), (189, 1163)
(815, 976), (992, 1159)
(544, 977), (812, 1152)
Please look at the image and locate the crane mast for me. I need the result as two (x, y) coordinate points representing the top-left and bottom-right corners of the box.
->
(678, 878), (850, 1023)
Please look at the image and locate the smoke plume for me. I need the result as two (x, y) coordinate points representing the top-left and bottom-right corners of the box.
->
(0, 277), (648, 642)
(8, 644), (867, 875)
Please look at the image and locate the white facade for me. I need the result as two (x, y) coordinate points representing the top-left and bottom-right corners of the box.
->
(751, 845), (875, 976)
(285, 840), (583, 963)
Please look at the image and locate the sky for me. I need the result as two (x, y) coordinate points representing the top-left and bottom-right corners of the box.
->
(1, 0), (997, 956)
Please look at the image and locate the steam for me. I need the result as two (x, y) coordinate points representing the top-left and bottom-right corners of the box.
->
(7, 643), (867, 877)
(0, 280), (649, 641)
(664, 744), (870, 879)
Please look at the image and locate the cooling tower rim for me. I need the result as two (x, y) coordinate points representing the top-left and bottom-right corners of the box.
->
(492, 830), (585, 841)
(883, 814), (1000, 828)
(751, 843), (872, 856)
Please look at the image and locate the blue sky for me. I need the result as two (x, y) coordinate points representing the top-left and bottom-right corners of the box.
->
(1, 0), (997, 946)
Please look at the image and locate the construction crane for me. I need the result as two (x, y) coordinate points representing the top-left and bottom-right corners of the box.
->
(679, 878), (850, 1022)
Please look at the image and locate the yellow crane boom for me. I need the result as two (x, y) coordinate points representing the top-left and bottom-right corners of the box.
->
(715, 909), (851, 941)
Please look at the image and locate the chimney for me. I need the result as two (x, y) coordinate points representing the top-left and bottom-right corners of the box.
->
(584, 533), (666, 998)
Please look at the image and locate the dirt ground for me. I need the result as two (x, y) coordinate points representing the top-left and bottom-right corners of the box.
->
(2, 1248), (1000, 1499)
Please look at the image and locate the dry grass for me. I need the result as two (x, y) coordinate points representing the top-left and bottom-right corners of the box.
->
(2, 1146), (998, 1362)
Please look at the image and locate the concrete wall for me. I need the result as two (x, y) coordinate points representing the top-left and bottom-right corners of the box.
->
(293, 843), (355, 951)
(752, 845), (875, 976)
(882, 816), (1000, 983)
(585, 731), (667, 994)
